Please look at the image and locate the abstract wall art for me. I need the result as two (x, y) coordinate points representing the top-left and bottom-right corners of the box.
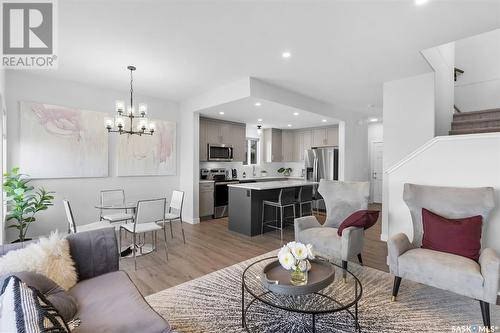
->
(19, 102), (108, 178)
(116, 119), (176, 176)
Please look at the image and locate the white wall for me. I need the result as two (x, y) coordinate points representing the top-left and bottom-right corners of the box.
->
(381, 73), (435, 240)
(385, 133), (500, 255)
(367, 122), (383, 201)
(455, 29), (500, 112)
(422, 42), (455, 136)
(179, 111), (199, 224)
(4, 71), (180, 242)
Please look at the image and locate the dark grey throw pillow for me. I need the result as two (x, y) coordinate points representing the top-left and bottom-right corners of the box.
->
(0, 271), (77, 322)
(0, 275), (70, 333)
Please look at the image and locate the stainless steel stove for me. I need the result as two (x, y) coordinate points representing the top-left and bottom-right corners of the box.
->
(210, 168), (239, 218)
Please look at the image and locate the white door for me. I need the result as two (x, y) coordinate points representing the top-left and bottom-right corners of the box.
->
(370, 142), (384, 203)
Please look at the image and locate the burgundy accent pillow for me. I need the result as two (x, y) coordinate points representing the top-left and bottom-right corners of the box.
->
(421, 208), (482, 261)
(337, 210), (380, 236)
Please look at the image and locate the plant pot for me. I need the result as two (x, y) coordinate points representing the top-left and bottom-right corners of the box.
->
(11, 238), (32, 244)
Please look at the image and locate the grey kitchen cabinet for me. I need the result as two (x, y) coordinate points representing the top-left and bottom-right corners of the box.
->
(326, 126), (339, 146)
(302, 129), (312, 151)
(231, 124), (246, 162)
(199, 119), (208, 161)
(281, 130), (295, 162)
(312, 128), (327, 147)
(263, 128), (283, 162)
(199, 117), (246, 161)
(199, 182), (214, 217)
(312, 127), (339, 147)
(205, 120), (222, 145)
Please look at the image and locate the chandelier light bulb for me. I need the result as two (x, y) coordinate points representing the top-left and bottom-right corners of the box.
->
(149, 122), (156, 133)
(105, 118), (114, 129)
(138, 103), (148, 116)
(115, 116), (125, 129)
(115, 100), (125, 114)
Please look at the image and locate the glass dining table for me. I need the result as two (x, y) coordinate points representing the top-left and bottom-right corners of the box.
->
(94, 202), (139, 257)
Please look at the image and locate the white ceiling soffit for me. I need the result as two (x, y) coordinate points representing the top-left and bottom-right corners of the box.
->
(200, 97), (339, 130)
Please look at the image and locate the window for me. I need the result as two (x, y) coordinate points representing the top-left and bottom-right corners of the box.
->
(243, 138), (259, 165)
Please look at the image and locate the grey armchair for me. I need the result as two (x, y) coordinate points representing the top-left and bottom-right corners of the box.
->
(294, 180), (370, 279)
(388, 183), (498, 331)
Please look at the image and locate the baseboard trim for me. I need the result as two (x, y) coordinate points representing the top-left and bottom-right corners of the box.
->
(183, 218), (200, 225)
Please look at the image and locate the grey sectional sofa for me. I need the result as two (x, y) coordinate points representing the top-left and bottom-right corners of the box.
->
(0, 227), (173, 333)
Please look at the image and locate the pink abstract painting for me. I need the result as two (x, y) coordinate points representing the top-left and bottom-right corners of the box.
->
(20, 102), (108, 178)
(116, 119), (176, 176)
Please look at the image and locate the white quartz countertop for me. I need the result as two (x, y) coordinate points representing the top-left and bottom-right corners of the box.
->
(239, 176), (305, 181)
(199, 180), (215, 183)
(228, 180), (317, 190)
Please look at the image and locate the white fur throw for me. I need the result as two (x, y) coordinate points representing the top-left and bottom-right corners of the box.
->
(0, 232), (77, 290)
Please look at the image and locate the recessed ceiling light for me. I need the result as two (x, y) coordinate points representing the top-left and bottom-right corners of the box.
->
(287, 124), (292, 127)
(219, 111), (224, 115)
(322, 119), (327, 122)
(293, 112), (299, 116)
(415, 0), (428, 5)
(282, 51), (292, 59)
(257, 118), (263, 122)
(255, 102), (261, 107)
(368, 117), (379, 122)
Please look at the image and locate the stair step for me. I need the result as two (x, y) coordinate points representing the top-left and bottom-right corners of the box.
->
(449, 126), (500, 135)
(453, 108), (500, 121)
(451, 118), (500, 130)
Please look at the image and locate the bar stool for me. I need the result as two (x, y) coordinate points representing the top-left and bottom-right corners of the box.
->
(296, 186), (313, 217)
(312, 191), (324, 215)
(261, 187), (296, 242)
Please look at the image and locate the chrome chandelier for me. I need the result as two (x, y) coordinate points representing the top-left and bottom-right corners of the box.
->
(105, 65), (155, 136)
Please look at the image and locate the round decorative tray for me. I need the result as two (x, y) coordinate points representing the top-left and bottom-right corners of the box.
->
(260, 259), (335, 296)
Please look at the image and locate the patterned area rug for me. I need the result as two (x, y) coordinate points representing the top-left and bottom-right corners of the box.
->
(146, 251), (500, 332)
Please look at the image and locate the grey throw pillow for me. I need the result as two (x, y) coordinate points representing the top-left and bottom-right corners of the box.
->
(0, 271), (77, 322)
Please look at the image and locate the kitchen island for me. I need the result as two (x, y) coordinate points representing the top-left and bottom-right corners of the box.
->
(227, 180), (317, 236)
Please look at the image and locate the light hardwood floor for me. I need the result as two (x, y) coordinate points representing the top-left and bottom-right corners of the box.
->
(121, 204), (387, 296)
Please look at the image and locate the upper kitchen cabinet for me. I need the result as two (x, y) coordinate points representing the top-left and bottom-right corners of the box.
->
(199, 119), (208, 161)
(230, 124), (246, 162)
(293, 130), (312, 162)
(312, 127), (338, 147)
(262, 128), (283, 162)
(199, 118), (246, 162)
(281, 130), (295, 162)
(326, 126), (339, 146)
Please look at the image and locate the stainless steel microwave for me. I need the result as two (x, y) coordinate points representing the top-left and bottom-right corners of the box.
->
(208, 144), (233, 161)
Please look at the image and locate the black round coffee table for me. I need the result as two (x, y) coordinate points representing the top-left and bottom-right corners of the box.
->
(241, 256), (362, 333)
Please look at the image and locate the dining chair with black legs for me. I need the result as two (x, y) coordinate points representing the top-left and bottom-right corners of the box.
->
(119, 198), (168, 270)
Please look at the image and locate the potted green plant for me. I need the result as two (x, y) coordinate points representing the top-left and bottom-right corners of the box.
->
(277, 167), (293, 177)
(3, 167), (55, 243)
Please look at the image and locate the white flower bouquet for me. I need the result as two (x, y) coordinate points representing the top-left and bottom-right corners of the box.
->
(278, 241), (315, 286)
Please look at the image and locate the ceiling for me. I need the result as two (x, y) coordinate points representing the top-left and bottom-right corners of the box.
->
(199, 97), (339, 129)
(34, 0), (500, 115)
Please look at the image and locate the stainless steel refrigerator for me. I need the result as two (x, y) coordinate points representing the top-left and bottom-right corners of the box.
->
(304, 147), (339, 210)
